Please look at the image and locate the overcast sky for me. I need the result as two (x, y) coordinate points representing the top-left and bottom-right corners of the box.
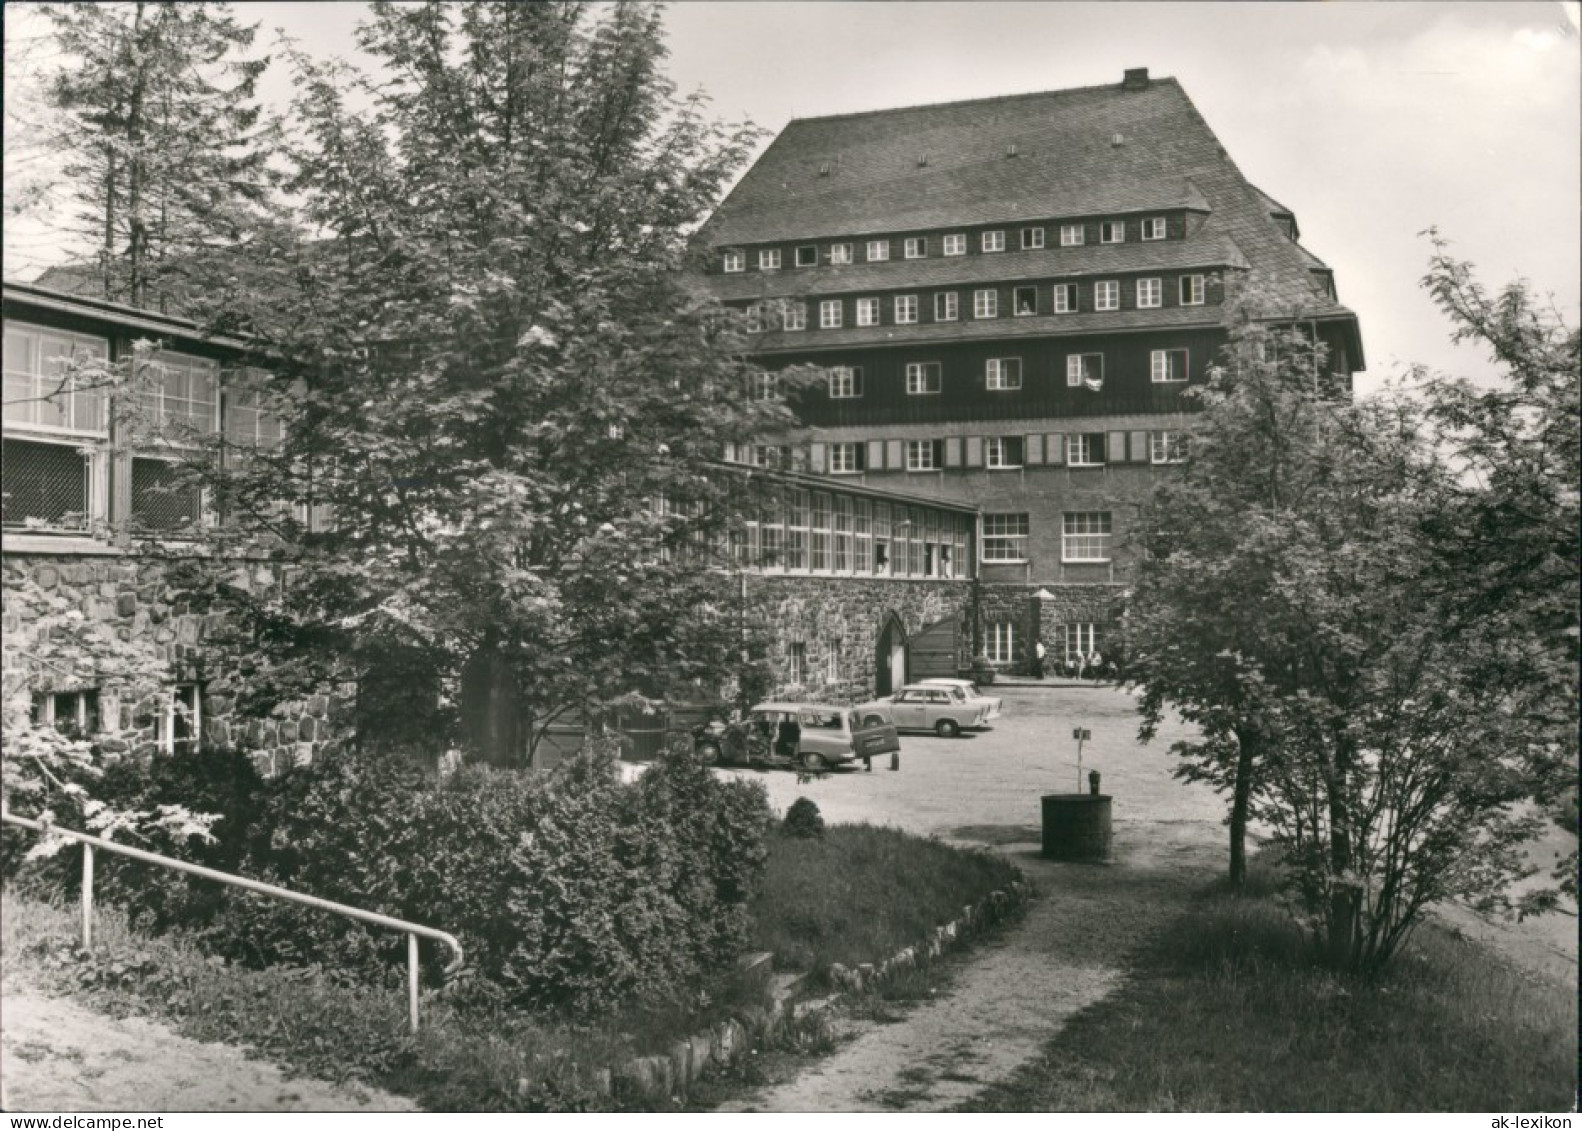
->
(6, 1), (1578, 394)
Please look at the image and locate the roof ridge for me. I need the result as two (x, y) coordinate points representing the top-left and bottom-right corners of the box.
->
(785, 75), (1180, 126)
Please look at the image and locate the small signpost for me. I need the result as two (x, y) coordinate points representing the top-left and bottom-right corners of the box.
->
(1072, 727), (1091, 793)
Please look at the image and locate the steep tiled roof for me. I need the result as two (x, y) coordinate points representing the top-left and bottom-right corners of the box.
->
(695, 74), (1357, 328)
(704, 236), (1247, 302)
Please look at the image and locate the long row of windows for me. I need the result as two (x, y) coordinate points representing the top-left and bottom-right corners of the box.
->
(739, 488), (972, 579)
(981, 511), (1113, 564)
(817, 430), (1189, 474)
(808, 349), (1189, 401)
(722, 215), (1176, 273)
(745, 275), (1207, 332)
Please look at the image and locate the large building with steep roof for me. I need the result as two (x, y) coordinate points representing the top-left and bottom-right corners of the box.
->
(692, 67), (1364, 673)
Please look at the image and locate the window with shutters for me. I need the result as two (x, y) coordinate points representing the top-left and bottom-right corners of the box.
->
(986, 358), (1022, 390)
(1141, 217), (1167, 241)
(985, 436), (1024, 469)
(828, 366), (863, 398)
(829, 243), (853, 265)
(943, 234), (967, 256)
(1021, 227), (1045, 249)
(1068, 433), (1106, 467)
(1062, 511), (1112, 561)
(819, 300), (843, 329)
(1151, 348), (1189, 383)
(1095, 280), (1120, 311)
(973, 289), (998, 319)
(795, 245), (818, 267)
(723, 249), (745, 272)
(758, 248), (781, 270)
(1059, 223), (1085, 247)
(986, 622), (1016, 664)
(904, 237), (927, 258)
(1100, 220), (1125, 244)
(1052, 284), (1078, 313)
(934, 292), (958, 321)
(895, 294), (919, 324)
(906, 362), (942, 395)
(829, 442), (864, 474)
(867, 239), (889, 262)
(1180, 274), (1206, 305)
(905, 440), (942, 471)
(982, 512), (1028, 561)
(982, 230), (1005, 252)
(856, 297), (880, 326)
(1137, 277), (1163, 308)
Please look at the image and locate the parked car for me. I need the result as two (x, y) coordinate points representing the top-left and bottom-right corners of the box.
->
(694, 701), (901, 771)
(861, 683), (991, 738)
(916, 677), (1003, 721)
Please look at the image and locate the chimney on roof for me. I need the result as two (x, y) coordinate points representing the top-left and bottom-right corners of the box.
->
(1122, 67), (1150, 90)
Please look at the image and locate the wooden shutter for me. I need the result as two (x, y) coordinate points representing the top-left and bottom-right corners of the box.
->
(964, 435), (984, 467)
(1107, 431), (1127, 464)
(944, 436), (963, 468)
(885, 440), (903, 470)
(1129, 431), (1149, 463)
(809, 442), (826, 473)
(1025, 434), (1044, 465)
(1045, 433), (1065, 465)
(868, 440), (886, 470)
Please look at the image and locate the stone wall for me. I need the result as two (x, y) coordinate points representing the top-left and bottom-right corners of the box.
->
(977, 581), (1128, 673)
(3, 551), (350, 778)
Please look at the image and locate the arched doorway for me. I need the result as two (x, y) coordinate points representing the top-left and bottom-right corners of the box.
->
(875, 612), (908, 695)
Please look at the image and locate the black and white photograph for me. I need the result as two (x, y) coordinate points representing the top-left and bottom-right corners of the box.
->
(2, 0), (1577, 1119)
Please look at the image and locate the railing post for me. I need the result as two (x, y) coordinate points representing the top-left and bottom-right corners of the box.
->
(408, 932), (420, 1034)
(81, 843), (94, 950)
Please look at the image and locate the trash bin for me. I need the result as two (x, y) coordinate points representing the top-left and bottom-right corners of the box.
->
(1040, 793), (1112, 861)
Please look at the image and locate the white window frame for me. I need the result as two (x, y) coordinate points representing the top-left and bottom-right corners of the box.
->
(723, 249), (745, 273)
(1095, 280), (1120, 312)
(982, 230), (1005, 253)
(942, 233), (967, 256)
(1151, 348), (1189, 383)
(1059, 223), (1085, 247)
(934, 292), (958, 322)
(752, 371), (780, 401)
(1100, 220), (1126, 244)
(986, 622), (1016, 665)
(1180, 274), (1206, 305)
(1141, 217), (1167, 241)
(986, 358), (1022, 390)
(829, 442), (864, 474)
(155, 682), (202, 755)
(985, 437), (1024, 469)
(1066, 354), (1103, 388)
(1013, 286), (1037, 316)
(1150, 431), (1188, 464)
(829, 243), (853, 265)
(828, 366), (863, 399)
(1063, 623), (1098, 663)
(33, 688), (103, 736)
(1068, 433), (1106, 467)
(758, 248), (782, 270)
(982, 513), (1028, 561)
(894, 294), (919, 324)
(905, 439), (941, 471)
(4, 322), (111, 437)
(788, 642), (806, 685)
(905, 362), (941, 396)
(1021, 227), (1045, 250)
(856, 297), (881, 327)
(783, 301), (807, 331)
(1052, 284), (1077, 313)
(1137, 277), (1163, 308)
(904, 237), (927, 259)
(819, 300), (843, 329)
(866, 240), (890, 262)
(1062, 511), (1112, 562)
(795, 245), (818, 268)
(973, 289), (998, 319)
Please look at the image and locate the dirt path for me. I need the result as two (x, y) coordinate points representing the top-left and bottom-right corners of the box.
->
(716, 818), (1223, 1113)
(0, 983), (416, 1113)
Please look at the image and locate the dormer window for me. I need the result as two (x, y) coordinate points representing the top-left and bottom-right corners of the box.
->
(1095, 280), (1120, 311)
(982, 230), (1005, 253)
(759, 248), (782, 270)
(723, 249), (745, 273)
(829, 243), (853, 265)
(866, 240), (890, 262)
(1100, 221), (1125, 244)
(1180, 275), (1206, 305)
(1013, 286), (1037, 316)
(1052, 283), (1078, 313)
(943, 234), (967, 256)
(973, 289), (998, 319)
(1141, 217), (1167, 241)
(895, 295), (919, 324)
(1021, 227), (1045, 249)
(904, 237), (927, 259)
(783, 301), (807, 331)
(1059, 223), (1085, 247)
(1137, 277), (1162, 308)
(856, 297), (880, 326)
(796, 245), (818, 267)
(934, 292), (958, 321)
(819, 300), (843, 329)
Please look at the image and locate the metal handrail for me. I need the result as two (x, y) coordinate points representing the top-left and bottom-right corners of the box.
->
(1, 808), (463, 1033)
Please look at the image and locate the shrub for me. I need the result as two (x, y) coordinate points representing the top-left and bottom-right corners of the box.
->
(781, 797), (825, 839)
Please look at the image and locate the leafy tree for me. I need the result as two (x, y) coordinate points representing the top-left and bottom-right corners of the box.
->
(36, 0), (273, 308)
(170, 1), (791, 764)
(1129, 272), (1575, 974)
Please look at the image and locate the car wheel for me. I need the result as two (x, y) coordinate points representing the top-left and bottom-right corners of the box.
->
(935, 718), (960, 739)
(697, 741), (720, 766)
(801, 751), (829, 771)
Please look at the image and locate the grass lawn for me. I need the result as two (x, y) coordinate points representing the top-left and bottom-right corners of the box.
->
(958, 869), (1577, 1112)
(749, 820), (1022, 976)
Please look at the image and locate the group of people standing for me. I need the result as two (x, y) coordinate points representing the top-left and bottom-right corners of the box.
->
(1031, 641), (1113, 683)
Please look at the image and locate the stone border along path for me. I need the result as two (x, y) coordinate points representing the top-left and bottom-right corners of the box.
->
(713, 818), (1226, 1113)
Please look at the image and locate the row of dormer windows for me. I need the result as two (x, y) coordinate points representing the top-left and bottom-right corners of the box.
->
(719, 214), (1181, 274)
(741, 274), (1210, 332)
